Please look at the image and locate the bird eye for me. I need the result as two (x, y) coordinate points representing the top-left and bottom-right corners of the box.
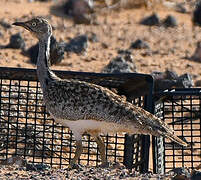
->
(32, 22), (36, 26)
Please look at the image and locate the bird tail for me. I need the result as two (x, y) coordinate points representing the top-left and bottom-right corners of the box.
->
(162, 131), (188, 147)
(135, 106), (188, 147)
(129, 105), (189, 147)
(152, 117), (188, 147)
(156, 116), (188, 147)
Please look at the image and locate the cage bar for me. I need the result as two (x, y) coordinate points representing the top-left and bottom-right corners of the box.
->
(0, 67), (153, 172)
(153, 88), (201, 173)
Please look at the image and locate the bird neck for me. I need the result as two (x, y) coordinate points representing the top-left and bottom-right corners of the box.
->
(37, 35), (58, 91)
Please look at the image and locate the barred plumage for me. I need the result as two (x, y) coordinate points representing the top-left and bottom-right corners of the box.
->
(13, 17), (188, 168)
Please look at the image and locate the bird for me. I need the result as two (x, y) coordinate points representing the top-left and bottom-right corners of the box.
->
(13, 17), (188, 168)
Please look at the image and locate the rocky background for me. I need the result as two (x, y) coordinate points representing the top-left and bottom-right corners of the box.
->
(0, 0), (201, 179)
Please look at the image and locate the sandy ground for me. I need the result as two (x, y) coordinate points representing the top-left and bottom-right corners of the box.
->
(0, 0), (201, 179)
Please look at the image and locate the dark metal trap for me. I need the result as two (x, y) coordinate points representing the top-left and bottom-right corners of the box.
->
(0, 67), (153, 172)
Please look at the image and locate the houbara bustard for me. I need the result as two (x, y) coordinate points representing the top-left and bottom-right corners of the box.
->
(13, 18), (187, 168)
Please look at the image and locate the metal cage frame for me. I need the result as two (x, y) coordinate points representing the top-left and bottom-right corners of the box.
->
(153, 88), (201, 173)
(0, 67), (154, 172)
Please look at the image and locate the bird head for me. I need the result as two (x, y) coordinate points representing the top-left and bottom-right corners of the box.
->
(13, 17), (52, 40)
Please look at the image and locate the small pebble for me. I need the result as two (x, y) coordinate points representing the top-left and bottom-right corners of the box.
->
(130, 39), (150, 49)
(169, 167), (191, 180)
(101, 42), (108, 49)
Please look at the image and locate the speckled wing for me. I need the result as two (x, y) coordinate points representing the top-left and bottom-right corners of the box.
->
(43, 79), (133, 122)
(43, 79), (187, 146)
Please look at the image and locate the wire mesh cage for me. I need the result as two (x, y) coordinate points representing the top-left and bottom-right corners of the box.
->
(153, 88), (201, 173)
(0, 67), (153, 172)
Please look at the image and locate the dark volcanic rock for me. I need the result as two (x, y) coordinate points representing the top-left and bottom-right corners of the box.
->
(27, 44), (39, 64)
(65, 35), (88, 54)
(130, 39), (150, 49)
(191, 41), (201, 62)
(195, 80), (201, 87)
(152, 70), (178, 81)
(26, 163), (51, 171)
(117, 49), (132, 55)
(6, 33), (25, 50)
(153, 79), (178, 92)
(0, 31), (3, 38)
(0, 20), (11, 29)
(64, 0), (73, 15)
(177, 73), (194, 88)
(64, 0), (94, 24)
(168, 167), (191, 180)
(193, 1), (201, 26)
(101, 51), (136, 73)
(152, 70), (194, 92)
(140, 13), (160, 26)
(175, 3), (188, 14)
(27, 36), (65, 65)
(164, 70), (179, 80)
(163, 15), (178, 27)
(49, 41), (65, 65)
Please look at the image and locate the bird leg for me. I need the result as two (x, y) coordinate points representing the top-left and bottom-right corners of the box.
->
(95, 136), (109, 168)
(69, 140), (83, 168)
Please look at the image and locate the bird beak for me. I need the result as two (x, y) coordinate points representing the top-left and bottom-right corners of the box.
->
(12, 21), (31, 31)
(13, 22), (25, 27)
